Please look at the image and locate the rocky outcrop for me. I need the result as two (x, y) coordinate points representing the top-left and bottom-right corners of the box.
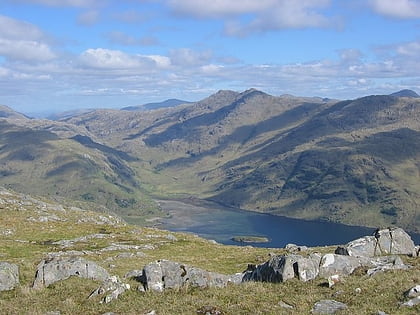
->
(335, 227), (415, 257)
(311, 300), (347, 314)
(319, 254), (366, 278)
(33, 256), (110, 289)
(242, 254), (321, 283)
(88, 276), (130, 304)
(0, 262), (19, 291)
(131, 259), (242, 292)
(241, 228), (414, 285)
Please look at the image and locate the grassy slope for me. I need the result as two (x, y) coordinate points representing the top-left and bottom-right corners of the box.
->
(0, 188), (419, 314)
(0, 119), (161, 224)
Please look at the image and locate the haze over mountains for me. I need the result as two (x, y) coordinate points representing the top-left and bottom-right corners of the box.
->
(0, 89), (419, 232)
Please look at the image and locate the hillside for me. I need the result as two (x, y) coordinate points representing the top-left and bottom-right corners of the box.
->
(0, 89), (419, 232)
(0, 187), (419, 314)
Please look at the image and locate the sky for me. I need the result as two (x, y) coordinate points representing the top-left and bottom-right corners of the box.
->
(0, 0), (419, 115)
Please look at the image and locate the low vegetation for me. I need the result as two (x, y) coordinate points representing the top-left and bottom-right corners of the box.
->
(0, 188), (418, 314)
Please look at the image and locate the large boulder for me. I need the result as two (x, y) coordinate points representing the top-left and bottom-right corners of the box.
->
(33, 256), (110, 289)
(335, 227), (415, 257)
(137, 259), (241, 292)
(319, 254), (366, 278)
(0, 262), (19, 291)
(242, 254), (320, 283)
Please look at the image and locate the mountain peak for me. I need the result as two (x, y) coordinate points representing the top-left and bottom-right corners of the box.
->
(390, 89), (419, 98)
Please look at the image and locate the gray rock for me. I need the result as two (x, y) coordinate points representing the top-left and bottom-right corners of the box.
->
(89, 275), (130, 304)
(139, 259), (239, 292)
(33, 256), (110, 289)
(0, 262), (19, 291)
(367, 255), (409, 276)
(285, 243), (308, 253)
(312, 299), (347, 314)
(401, 296), (420, 307)
(406, 284), (420, 298)
(242, 254), (320, 283)
(335, 227), (415, 257)
(278, 300), (294, 309)
(319, 254), (366, 278)
(413, 246), (420, 257)
(377, 311), (388, 315)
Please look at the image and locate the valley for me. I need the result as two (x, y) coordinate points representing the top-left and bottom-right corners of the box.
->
(0, 88), (419, 233)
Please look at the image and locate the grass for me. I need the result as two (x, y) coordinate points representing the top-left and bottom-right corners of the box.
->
(0, 187), (419, 314)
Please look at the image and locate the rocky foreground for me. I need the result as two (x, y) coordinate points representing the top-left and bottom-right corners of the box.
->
(0, 187), (419, 314)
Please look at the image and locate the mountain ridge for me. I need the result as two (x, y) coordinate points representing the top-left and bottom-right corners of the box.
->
(0, 89), (419, 232)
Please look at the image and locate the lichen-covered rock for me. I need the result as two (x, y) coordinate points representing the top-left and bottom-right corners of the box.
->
(366, 255), (409, 276)
(319, 254), (366, 278)
(242, 254), (320, 283)
(312, 299), (347, 314)
(335, 227), (415, 257)
(33, 256), (110, 289)
(0, 262), (19, 291)
(138, 259), (240, 292)
(88, 275), (130, 304)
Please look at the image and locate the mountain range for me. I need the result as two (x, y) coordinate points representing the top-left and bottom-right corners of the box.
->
(0, 89), (419, 232)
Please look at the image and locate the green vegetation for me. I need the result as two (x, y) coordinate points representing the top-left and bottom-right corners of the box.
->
(0, 188), (419, 314)
(231, 236), (270, 243)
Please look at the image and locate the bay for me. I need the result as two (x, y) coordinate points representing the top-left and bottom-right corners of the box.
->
(156, 199), (420, 248)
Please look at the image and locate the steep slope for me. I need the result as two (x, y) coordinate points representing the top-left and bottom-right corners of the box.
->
(0, 118), (160, 222)
(1, 89), (419, 233)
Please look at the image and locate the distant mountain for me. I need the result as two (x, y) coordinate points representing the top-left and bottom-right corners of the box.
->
(390, 89), (419, 98)
(0, 105), (29, 120)
(121, 99), (192, 111)
(1, 89), (420, 232)
(47, 108), (96, 121)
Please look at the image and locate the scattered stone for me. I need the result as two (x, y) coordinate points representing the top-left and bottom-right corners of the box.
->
(196, 305), (224, 315)
(328, 274), (341, 288)
(33, 256), (110, 289)
(166, 234), (177, 241)
(335, 227), (415, 257)
(285, 243), (308, 253)
(405, 284), (420, 298)
(355, 287), (361, 294)
(278, 300), (294, 309)
(89, 275), (130, 304)
(52, 234), (110, 248)
(377, 311), (388, 315)
(0, 262), (19, 291)
(144, 311), (156, 315)
(138, 259), (241, 292)
(311, 299), (347, 314)
(401, 296), (420, 307)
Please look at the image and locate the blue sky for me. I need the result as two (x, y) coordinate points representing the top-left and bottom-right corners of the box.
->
(0, 0), (419, 114)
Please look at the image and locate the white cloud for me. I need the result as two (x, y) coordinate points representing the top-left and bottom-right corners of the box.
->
(79, 48), (146, 69)
(396, 41), (420, 57)
(0, 15), (56, 62)
(0, 15), (45, 40)
(369, 0), (420, 19)
(167, 0), (334, 36)
(0, 39), (56, 62)
(169, 48), (213, 66)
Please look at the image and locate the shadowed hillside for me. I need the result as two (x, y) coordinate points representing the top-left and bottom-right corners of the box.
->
(1, 89), (419, 232)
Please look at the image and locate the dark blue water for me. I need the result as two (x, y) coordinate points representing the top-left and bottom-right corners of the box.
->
(158, 199), (420, 248)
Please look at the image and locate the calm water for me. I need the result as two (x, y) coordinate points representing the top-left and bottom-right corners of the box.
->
(157, 199), (420, 248)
